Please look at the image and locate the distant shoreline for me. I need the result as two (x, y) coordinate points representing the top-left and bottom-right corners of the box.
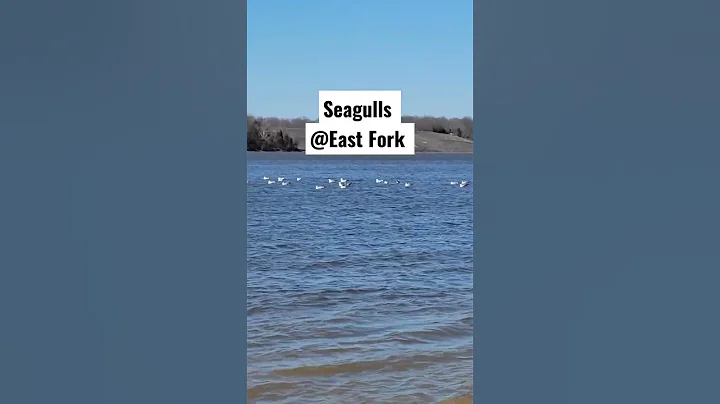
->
(247, 150), (473, 154)
(247, 130), (473, 153)
(248, 115), (474, 153)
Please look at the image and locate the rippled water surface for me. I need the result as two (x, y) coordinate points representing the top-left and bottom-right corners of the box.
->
(247, 153), (473, 403)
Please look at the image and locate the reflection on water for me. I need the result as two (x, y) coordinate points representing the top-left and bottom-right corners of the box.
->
(248, 153), (473, 403)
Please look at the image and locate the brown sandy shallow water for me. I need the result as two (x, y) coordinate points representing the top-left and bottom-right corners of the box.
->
(247, 154), (473, 403)
(440, 395), (473, 404)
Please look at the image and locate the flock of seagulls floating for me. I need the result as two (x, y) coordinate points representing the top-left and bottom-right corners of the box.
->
(451, 180), (471, 188)
(373, 178), (413, 187)
(257, 176), (303, 186)
(321, 177), (352, 188)
(248, 176), (471, 190)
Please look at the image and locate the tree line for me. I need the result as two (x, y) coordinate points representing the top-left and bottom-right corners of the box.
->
(247, 114), (473, 151)
(402, 115), (473, 139)
(247, 116), (301, 151)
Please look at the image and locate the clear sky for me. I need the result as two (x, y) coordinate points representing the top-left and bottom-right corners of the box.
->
(247, 0), (472, 119)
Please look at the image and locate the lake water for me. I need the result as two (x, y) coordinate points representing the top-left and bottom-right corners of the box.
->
(247, 153), (474, 403)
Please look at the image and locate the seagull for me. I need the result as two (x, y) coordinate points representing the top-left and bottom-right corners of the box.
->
(296, 177), (302, 181)
(281, 181), (290, 186)
(339, 181), (351, 189)
(267, 180), (276, 184)
(383, 180), (389, 184)
(328, 179), (336, 183)
(263, 176), (270, 180)
(376, 179), (383, 183)
(450, 181), (459, 185)
(315, 185), (325, 190)
(460, 180), (470, 188)
(277, 177), (285, 182)
(404, 182), (412, 187)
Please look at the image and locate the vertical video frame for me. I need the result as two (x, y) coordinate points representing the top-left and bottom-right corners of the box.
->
(247, 1), (473, 402)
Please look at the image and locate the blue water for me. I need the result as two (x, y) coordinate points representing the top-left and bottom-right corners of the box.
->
(247, 153), (474, 403)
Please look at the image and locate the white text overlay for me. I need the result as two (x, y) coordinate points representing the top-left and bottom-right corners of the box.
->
(305, 91), (415, 156)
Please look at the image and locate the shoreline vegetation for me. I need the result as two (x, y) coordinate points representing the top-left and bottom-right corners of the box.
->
(247, 115), (473, 152)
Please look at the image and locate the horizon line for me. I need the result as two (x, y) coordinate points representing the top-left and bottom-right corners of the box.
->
(247, 114), (474, 120)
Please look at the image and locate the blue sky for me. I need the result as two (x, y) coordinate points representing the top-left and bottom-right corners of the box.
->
(247, 0), (473, 118)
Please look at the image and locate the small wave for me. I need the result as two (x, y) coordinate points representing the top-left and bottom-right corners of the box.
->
(266, 288), (387, 309)
(388, 323), (473, 344)
(247, 381), (298, 401)
(379, 289), (451, 300)
(247, 306), (266, 315)
(292, 287), (385, 298)
(304, 258), (354, 270)
(272, 351), (464, 377)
